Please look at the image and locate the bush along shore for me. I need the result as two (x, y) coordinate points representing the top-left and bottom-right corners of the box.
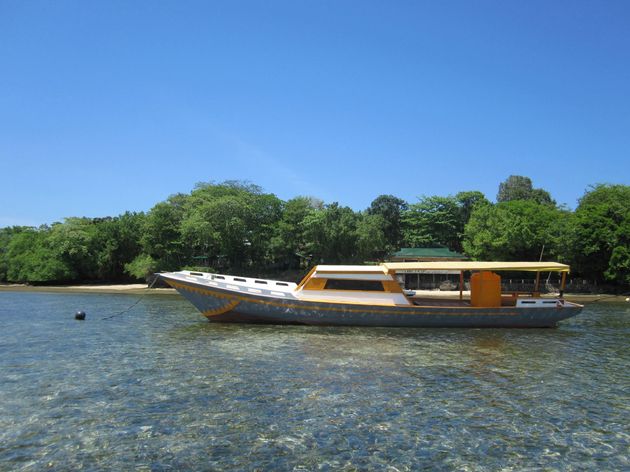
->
(1, 176), (629, 293)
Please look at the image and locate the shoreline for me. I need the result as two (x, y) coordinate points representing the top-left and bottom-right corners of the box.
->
(0, 283), (176, 295)
(0, 284), (626, 302)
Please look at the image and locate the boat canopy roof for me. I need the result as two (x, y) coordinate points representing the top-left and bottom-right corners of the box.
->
(381, 261), (570, 273)
(314, 265), (385, 274)
(311, 261), (570, 276)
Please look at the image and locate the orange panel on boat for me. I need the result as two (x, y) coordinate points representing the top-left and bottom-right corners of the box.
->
(470, 271), (502, 307)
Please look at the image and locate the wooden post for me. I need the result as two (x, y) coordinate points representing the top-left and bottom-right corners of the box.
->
(459, 270), (464, 300)
(560, 272), (567, 297)
(534, 271), (541, 295)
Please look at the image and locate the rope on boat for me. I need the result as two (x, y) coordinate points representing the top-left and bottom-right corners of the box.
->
(101, 275), (160, 320)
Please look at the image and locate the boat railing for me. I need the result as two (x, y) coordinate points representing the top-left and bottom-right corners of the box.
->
(197, 272), (297, 290)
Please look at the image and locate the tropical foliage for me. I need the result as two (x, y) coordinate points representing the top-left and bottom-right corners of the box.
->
(569, 184), (630, 284)
(1, 177), (628, 286)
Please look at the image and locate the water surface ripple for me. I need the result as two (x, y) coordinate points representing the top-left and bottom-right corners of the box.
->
(0, 292), (628, 470)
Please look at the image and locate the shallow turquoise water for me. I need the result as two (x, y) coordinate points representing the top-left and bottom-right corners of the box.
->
(0, 291), (628, 470)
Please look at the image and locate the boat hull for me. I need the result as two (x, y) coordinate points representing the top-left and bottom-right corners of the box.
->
(161, 274), (583, 328)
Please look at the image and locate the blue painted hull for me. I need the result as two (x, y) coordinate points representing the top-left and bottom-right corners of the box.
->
(161, 274), (583, 328)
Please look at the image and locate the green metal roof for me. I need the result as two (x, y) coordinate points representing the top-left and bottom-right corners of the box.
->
(392, 247), (466, 259)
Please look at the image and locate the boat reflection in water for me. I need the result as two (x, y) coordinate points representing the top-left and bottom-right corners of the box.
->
(159, 262), (582, 328)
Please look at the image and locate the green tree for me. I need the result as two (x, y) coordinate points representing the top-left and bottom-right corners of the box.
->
(141, 194), (188, 270)
(497, 175), (555, 205)
(125, 253), (159, 281)
(92, 213), (145, 280)
(6, 227), (75, 282)
(402, 196), (463, 250)
(356, 213), (387, 262)
(245, 191), (284, 268)
(606, 246), (630, 284)
(455, 191), (489, 226)
(47, 218), (100, 280)
(367, 195), (408, 251)
(570, 184), (630, 283)
(0, 226), (31, 282)
(4, 217), (144, 283)
(463, 200), (571, 261)
(303, 203), (360, 264)
(269, 196), (320, 269)
(181, 181), (282, 270)
(400, 192), (488, 252)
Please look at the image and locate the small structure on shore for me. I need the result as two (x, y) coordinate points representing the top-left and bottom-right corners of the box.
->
(388, 247), (466, 290)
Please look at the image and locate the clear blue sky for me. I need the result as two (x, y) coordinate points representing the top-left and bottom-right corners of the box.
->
(1, 0), (628, 227)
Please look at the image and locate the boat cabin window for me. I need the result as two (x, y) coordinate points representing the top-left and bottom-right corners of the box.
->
(324, 279), (385, 291)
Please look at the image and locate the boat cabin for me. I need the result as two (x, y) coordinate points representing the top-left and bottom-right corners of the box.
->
(294, 265), (410, 306)
(294, 261), (571, 307)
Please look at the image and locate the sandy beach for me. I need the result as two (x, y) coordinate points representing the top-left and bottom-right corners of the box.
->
(0, 283), (176, 295)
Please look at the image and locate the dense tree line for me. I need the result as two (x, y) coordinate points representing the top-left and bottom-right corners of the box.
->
(1, 177), (628, 286)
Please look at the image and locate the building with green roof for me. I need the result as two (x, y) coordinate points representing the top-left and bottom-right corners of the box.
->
(390, 247), (466, 262)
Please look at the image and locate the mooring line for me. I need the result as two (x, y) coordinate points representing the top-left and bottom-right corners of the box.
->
(101, 276), (160, 320)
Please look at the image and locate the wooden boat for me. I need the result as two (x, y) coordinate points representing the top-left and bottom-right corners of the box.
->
(159, 261), (583, 328)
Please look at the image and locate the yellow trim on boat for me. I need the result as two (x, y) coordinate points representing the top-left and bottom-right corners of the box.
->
(166, 279), (521, 316)
(302, 278), (326, 290)
(382, 280), (404, 293)
(203, 299), (240, 317)
(295, 266), (317, 290)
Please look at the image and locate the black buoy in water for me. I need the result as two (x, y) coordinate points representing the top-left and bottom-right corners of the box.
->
(75, 311), (86, 320)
